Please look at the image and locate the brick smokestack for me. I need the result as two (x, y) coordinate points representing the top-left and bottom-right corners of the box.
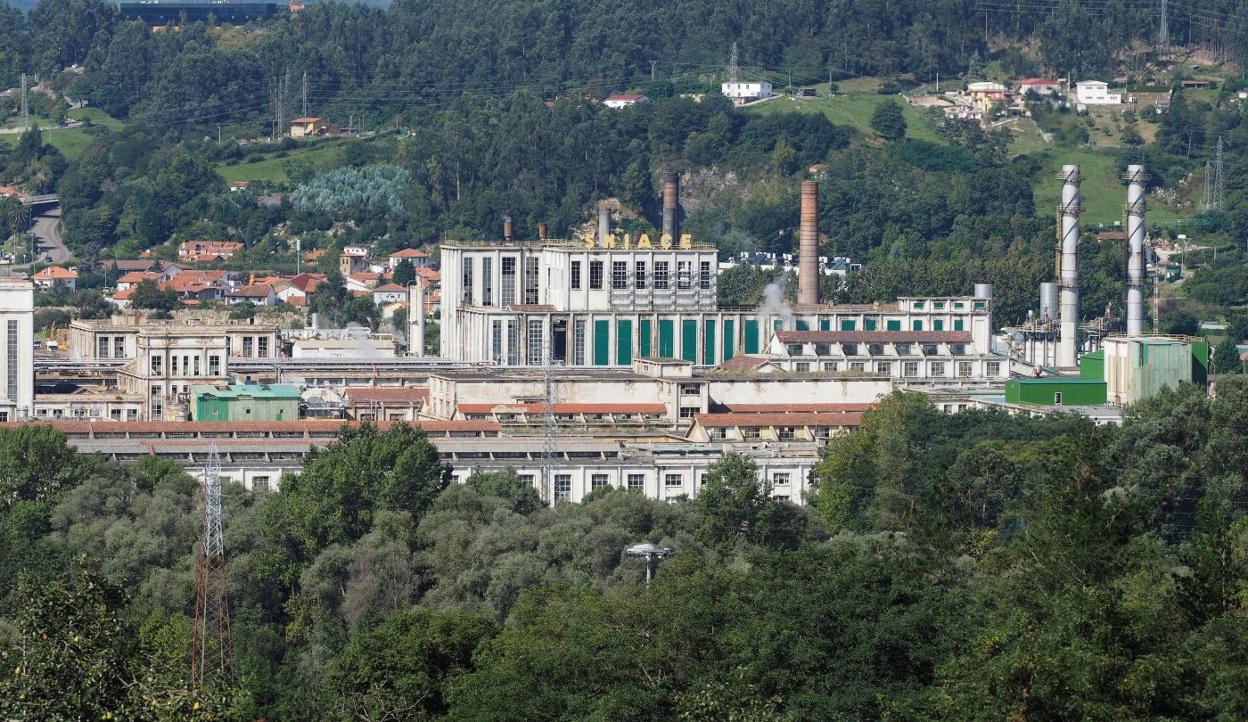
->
(662, 171), (679, 240)
(798, 180), (819, 306)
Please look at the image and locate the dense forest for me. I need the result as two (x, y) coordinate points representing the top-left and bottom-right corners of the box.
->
(2, 383), (1248, 720)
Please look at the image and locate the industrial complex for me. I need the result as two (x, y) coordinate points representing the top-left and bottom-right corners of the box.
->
(3, 165), (1215, 504)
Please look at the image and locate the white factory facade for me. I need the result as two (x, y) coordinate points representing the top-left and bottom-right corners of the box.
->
(0, 280), (34, 420)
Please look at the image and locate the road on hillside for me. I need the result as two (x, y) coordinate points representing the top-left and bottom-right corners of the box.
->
(31, 207), (69, 265)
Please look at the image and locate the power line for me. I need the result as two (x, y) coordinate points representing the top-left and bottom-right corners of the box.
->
(1214, 135), (1225, 209)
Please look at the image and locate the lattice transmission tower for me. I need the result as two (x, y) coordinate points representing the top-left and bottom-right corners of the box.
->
(1215, 136), (1226, 209)
(541, 346), (559, 505)
(191, 443), (235, 686)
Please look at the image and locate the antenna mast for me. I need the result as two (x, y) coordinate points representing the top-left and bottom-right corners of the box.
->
(191, 443), (235, 686)
(728, 42), (739, 84)
(1215, 136), (1226, 209)
(1159, 0), (1169, 50)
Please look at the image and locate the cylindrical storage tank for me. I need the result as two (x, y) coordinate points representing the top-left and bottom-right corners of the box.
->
(1040, 282), (1059, 323)
(798, 180), (820, 306)
(503, 216), (513, 242)
(973, 283), (994, 301)
(661, 172), (680, 240)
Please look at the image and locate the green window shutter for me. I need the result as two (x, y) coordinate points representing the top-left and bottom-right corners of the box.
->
(640, 319), (652, 357)
(682, 320), (697, 363)
(594, 320), (610, 366)
(953, 319), (963, 331)
(744, 319), (760, 354)
(659, 320), (675, 358)
(865, 319), (877, 330)
(616, 320), (633, 365)
(840, 319), (856, 331)
(912, 320), (923, 331)
(703, 321), (716, 365)
(887, 320), (901, 331)
(773, 319), (783, 332)
(934, 320), (944, 331)
(796, 319), (810, 331)
(722, 320), (735, 362)
(819, 318), (831, 331)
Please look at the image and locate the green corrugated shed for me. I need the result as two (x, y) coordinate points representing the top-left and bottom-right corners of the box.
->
(659, 320), (675, 358)
(703, 320), (716, 365)
(1004, 377), (1107, 406)
(193, 383), (300, 422)
(593, 320), (610, 366)
(1191, 342), (1209, 385)
(681, 320), (697, 363)
(722, 320), (735, 362)
(744, 319), (760, 353)
(1080, 350), (1104, 381)
(616, 320), (633, 366)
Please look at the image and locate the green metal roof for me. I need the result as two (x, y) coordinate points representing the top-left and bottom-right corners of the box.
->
(191, 384), (301, 399)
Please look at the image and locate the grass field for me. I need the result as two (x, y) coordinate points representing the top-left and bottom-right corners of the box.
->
(216, 142), (348, 184)
(68, 107), (124, 129)
(751, 92), (946, 144)
(1033, 148), (1125, 229)
(0, 126), (102, 160)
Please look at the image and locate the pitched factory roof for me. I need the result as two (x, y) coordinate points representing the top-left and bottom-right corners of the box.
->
(694, 412), (864, 428)
(717, 403), (875, 413)
(344, 387), (430, 403)
(458, 402), (667, 415)
(775, 330), (974, 344)
(192, 383), (301, 399)
(0, 419), (500, 436)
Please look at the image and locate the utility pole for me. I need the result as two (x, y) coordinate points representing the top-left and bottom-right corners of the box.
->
(650, 60), (657, 82)
(191, 444), (235, 687)
(1215, 135), (1225, 209)
(301, 69), (308, 118)
(20, 73), (28, 130)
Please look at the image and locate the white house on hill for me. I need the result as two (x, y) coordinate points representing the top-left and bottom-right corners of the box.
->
(1076, 80), (1121, 105)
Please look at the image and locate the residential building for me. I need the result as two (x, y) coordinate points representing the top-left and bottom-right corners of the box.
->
(721, 81), (773, 105)
(178, 241), (244, 263)
(371, 283), (407, 305)
(31, 265), (78, 291)
(603, 93), (650, 109)
(289, 117), (335, 138)
(966, 81), (1009, 112)
(1076, 80), (1121, 105)
(387, 248), (433, 269)
(1017, 78), (1062, 96)
(225, 283), (277, 306)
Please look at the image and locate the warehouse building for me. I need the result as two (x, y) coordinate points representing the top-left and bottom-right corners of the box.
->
(192, 383), (301, 422)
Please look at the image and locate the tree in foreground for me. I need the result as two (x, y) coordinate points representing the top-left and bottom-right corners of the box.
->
(870, 99), (907, 141)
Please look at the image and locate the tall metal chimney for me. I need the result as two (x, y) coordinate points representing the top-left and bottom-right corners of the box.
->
(503, 216), (513, 242)
(597, 204), (611, 245)
(410, 279), (425, 356)
(538, 222), (548, 240)
(1125, 165), (1147, 336)
(1058, 165), (1081, 368)
(662, 171), (680, 240)
(798, 180), (820, 306)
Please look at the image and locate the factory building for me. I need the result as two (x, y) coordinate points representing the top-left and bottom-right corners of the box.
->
(426, 177), (998, 373)
(0, 280), (34, 420)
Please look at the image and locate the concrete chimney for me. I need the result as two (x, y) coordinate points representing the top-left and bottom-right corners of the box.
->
(798, 180), (820, 306)
(597, 204), (611, 245)
(503, 216), (513, 242)
(661, 171), (680, 240)
(1125, 165), (1147, 336)
(1058, 165), (1081, 368)
(409, 280), (425, 356)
